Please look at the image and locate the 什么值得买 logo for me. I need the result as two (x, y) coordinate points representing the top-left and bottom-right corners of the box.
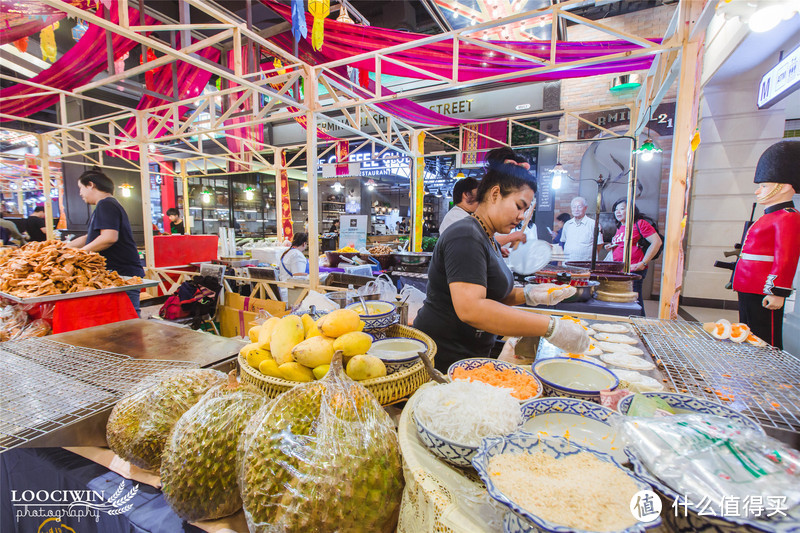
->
(12, 480), (138, 524)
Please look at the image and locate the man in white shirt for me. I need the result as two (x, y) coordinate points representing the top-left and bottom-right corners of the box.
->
(439, 176), (479, 234)
(560, 196), (603, 261)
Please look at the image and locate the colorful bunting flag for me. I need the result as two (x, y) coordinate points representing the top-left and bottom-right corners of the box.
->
(308, 0), (329, 51)
(291, 0), (307, 43)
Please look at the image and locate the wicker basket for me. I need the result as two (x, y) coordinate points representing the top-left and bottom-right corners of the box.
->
(239, 324), (436, 405)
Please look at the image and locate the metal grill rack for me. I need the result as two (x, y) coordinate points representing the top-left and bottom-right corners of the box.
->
(0, 338), (198, 452)
(630, 317), (800, 435)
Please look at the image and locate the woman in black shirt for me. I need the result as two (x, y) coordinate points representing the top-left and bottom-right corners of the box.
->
(413, 163), (589, 372)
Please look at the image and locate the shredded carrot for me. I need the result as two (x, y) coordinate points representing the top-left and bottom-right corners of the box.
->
(547, 287), (561, 294)
(452, 365), (540, 400)
(721, 374), (731, 378)
(771, 401), (781, 409)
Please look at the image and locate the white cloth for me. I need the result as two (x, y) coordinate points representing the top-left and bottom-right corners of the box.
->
(559, 216), (603, 261)
(438, 205), (470, 234)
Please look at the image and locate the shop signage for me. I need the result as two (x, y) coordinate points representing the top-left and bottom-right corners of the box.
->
(319, 149), (411, 177)
(339, 215), (368, 250)
(758, 45), (800, 109)
(577, 102), (675, 140)
(274, 83), (545, 145)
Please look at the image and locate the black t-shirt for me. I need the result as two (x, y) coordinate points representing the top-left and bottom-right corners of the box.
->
(26, 216), (47, 241)
(170, 221), (185, 235)
(86, 197), (144, 277)
(413, 216), (514, 372)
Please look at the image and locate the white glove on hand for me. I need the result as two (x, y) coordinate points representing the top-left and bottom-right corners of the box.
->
(544, 318), (590, 354)
(524, 283), (577, 306)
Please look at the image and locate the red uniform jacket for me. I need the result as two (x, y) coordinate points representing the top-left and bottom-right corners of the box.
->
(733, 202), (800, 298)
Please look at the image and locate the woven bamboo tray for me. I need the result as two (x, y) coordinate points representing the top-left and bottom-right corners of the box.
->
(239, 324), (436, 405)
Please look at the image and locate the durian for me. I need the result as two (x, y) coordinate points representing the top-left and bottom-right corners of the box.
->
(239, 351), (403, 532)
(106, 369), (226, 471)
(161, 372), (268, 522)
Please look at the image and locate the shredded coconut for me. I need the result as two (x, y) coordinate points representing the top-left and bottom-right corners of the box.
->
(488, 451), (640, 532)
(414, 381), (522, 446)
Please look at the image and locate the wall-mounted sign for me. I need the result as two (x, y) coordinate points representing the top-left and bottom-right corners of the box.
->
(339, 215), (367, 250)
(577, 102), (675, 140)
(319, 148), (411, 177)
(758, 45), (800, 109)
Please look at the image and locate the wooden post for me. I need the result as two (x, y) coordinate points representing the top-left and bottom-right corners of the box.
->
(623, 137), (638, 272)
(658, 4), (702, 319)
(410, 131), (425, 252)
(16, 189), (23, 215)
(180, 159), (191, 235)
(137, 113), (155, 270)
(304, 65), (319, 290)
(39, 134), (55, 240)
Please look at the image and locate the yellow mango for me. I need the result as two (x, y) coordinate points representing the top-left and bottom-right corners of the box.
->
(312, 364), (330, 380)
(258, 358), (282, 378)
(301, 314), (321, 339)
(248, 326), (261, 343)
(246, 348), (272, 370)
(333, 331), (373, 357)
(239, 343), (258, 358)
(278, 362), (314, 382)
(346, 354), (387, 381)
(292, 336), (335, 368)
(256, 317), (281, 349)
(270, 315), (305, 365)
(318, 309), (362, 338)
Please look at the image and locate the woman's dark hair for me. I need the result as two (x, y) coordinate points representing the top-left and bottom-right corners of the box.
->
(556, 212), (571, 223)
(166, 208), (180, 217)
(611, 198), (643, 228)
(282, 232), (308, 260)
(77, 168), (115, 194)
(484, 147), (528, 169)
(452, 176), (479, 204)
(476, 162), (537, 203)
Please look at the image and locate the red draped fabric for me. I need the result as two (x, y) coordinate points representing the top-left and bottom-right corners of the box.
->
(262, 0), (659, 83)
(0, 0), (94, 44)
(0, 14), (64, 45)
(0, 0), (154, 120)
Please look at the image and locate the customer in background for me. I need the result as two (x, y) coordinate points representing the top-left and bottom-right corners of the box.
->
(165, 208), (185, 234)
(605, 198), (663, 312)
(0, 213), (26, 246)
(67, 168), (145, 315)
(25, 206), (48, 242)
(549, 212), (571, 244)
(439, 176), (479, 234)
(560, 197), (603, 261)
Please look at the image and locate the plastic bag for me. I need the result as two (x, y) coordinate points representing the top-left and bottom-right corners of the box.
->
(16, 319), (50, 339)
(161, 372), (269, 522)
(297, 290), (340, 314)
(106, 369), (227, 471)
(373, 273), (398, 301)
(238, 353), (403, 533)
(0, 304), (29, 341)
(399, 284), (425, 324)
(506, 225), (552, 275)
(616, 414), (800, 520)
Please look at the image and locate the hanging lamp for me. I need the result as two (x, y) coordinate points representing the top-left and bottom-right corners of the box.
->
(633, 138), (662, 162)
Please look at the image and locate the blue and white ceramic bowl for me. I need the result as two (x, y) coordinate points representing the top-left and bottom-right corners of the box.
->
(616, 392), (764, 434)
(346, 299), (398, 330)
(533, 358), (619, 403)
(368, 337), (426, 375)
(412, 409), (480, 468)
(447, 358), (543, 401)
(473, 434), (660, 533)
(519, 397), (626, 463)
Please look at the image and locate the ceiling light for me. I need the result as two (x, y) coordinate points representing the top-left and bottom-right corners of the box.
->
(633, 138), (662, 162)
(302, 184), (309, 193)
(202, 189), (212, 203)
(366, 179), (376, 191)
(550, 162), (568, 190)
(119, 183), (134, 197)
(333, 181), (343, 192)
(244, 186), (255, 200)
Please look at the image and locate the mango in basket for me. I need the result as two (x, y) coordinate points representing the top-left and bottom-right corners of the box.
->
(346, 354), (387, 381)
(333, 331), (373, 357)
(301, 314), (321, 339)
(246, 348), (272, 370)
(312, 364), (330, 380)
(270, 315), (305, 365)
(258, 359), (281, 378)
(292, 336), (335, 368)
(317, 309), (362, 338)
(248, 326), (261, 343)
(256, 317), (281, 349)
(278, 362), (314, 382)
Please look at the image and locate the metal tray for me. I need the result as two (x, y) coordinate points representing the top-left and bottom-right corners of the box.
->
(0, 277), (159, 304)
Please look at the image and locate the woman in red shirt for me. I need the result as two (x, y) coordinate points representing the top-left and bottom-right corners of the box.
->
(605, 199), (662, 311)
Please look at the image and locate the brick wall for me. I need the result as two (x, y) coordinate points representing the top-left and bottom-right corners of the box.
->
(555, 4), (677, 295)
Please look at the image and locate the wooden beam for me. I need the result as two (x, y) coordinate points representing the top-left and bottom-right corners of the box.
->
(304, 65), (320, 290)
(137, 113), (156, 270)
(38, 135), (54, 240)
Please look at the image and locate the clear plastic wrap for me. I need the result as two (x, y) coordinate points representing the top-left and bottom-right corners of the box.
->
(238, 352), (404, 533)
(160, 372), (269, 522)
(616, 414), (800, 520)
(0, 304), (29, 341)
(16, 318), (51, 339)
(106, 369), (227, 471)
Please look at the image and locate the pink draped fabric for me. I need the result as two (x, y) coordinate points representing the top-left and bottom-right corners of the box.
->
(112, 44), (221, 160)
(0, 14), (64, 45)
(0, 0), (154, 120)
(262, 0), (659, 84)
(0, 0), (94, 44)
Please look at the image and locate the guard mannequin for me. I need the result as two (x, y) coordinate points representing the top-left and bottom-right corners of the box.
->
(732, 141), (800, 349)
